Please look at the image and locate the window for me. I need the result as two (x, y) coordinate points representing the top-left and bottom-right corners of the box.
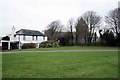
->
(43, 36), (45, 40)
(23, 36), (26, 40)
(14, 35), (16, 37)
(36, 36), (38, 40)
(32, 36), (34, 40)
(18, 35), (20, 41)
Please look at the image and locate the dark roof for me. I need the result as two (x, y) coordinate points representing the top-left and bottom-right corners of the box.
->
(16, 29), (45, 36)
(2, 36), (10, 40)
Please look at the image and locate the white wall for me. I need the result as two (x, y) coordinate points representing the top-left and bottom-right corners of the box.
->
(8, 35), (47, 49)
(15, 35), (47, 43)
(26, 36), (32, 41)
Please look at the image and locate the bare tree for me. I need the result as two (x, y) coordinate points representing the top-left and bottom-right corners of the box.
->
(105, 8), (120, 35)
(82, 11), (101, 44)
(44, 20), (63, 41)
(68, 18), (75, 45)
(75, 17), (89, 45)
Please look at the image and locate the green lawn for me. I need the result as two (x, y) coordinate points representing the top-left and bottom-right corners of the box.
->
(2, 51), (118, 78)
(0, 54), (2, 79)
(21, 46), (118, 51)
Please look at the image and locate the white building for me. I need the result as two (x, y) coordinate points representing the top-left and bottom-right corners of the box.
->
(0, 37), (2, 50)
(1, 27), (47, 50)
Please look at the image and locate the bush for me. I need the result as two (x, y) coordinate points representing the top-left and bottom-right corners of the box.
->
(21, 43), (36, 49)
(39, 40), (60, 48)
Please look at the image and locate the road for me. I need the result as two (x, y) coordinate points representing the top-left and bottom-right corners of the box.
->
(1, 49), (119, 54)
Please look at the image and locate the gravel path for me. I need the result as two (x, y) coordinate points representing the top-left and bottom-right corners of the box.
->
(1, 50), (118, 54)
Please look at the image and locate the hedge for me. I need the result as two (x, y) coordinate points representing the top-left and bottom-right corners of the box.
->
(21, 43), (36, 49)
(39, 40), (60, 48)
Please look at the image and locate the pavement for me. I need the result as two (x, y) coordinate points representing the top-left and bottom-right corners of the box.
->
(1, 49), (119, 54)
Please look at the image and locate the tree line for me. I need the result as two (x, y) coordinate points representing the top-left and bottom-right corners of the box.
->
(44, 8), (120, 47)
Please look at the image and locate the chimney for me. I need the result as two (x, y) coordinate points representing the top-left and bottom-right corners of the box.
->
(118, 1), (120, 8)
(12, 26), (16, 34)
(10, 26), (16, 41)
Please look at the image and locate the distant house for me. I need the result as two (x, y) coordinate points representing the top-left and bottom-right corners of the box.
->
(1, 27), (47, 50)
(0, 37), (2, 50)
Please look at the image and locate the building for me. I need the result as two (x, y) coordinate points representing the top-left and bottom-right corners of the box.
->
(0, 37), (2, 50)
(1, 27), (47, 50)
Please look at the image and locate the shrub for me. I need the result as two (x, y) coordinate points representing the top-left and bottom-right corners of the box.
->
(21, 43), (36, 49)
(39, 40), (60, 48)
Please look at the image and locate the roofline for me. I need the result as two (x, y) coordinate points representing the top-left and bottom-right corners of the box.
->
(15, 29), (46, 36)
(15, 34), (46, 36)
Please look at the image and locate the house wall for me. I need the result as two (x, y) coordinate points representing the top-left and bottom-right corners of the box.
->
(13, 35), (47, 49)
(15, 35), (47, 43)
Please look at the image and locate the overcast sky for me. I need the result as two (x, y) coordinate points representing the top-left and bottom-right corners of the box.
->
(0, 0), (119, 37)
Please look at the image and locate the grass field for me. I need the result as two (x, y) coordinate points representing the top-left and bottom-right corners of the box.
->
(2, 47), (118, 78)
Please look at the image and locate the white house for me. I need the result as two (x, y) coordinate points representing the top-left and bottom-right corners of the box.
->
(1, 27), (47, 50)
(0, 37), (2, 50)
